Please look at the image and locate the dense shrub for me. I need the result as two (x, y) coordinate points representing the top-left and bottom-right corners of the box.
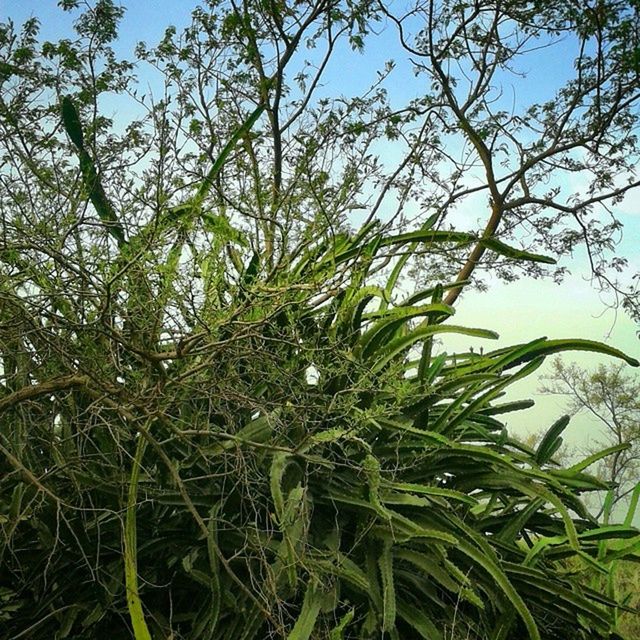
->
(1, 218), (639, 639)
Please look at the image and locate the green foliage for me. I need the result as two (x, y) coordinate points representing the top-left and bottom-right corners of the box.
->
(1, 217), (639, 639)
(60, 95), (127, 246)
(1, 2), (640, 639)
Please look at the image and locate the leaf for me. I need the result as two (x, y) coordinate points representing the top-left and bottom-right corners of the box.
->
(477, 471), (581, 552)
(158, 238), (184, 303)
(241, 252), (260, 289)
(456, 539), (540, 640)
(479, 399), (535, 416)
(396, 601), (443, 640)
(504, 564), (614, 628)
(280, 485), (307, 588)
(202, 212), (247, 246)
(328, 608), (354, 639)
(501, 338), (639, 368)
(378, 541), (396, 633)
(80, 155), (125, 243)
(370, 324), (499, 373)
(624, 482), (640, 527)
(332, 229), (476, 265)
(203, 506), (221, 640)
(440, 337), (549, 377)
(536, 415), (571, 464)
(496, 498), (546, 543)
(400, 280), (470, 308)
(232, 603), (265, 640)
(310, 553), (370, 593)
(382, 213), (441, 306)
(423, 352), (447, 384)
(61, 96), (85, 149)
(380, 229), (477, 248)
(287, 580), (323, 640)
(395, 547), (463, 593)
(432, 358), (544, 434)
(244, 410), (279, 437)
(478, 238), (556, 264)
(124, 437), (152, 640)
(359, 304), (455, 358)
(544, 468), (609, 491)
(60, 96), (126, 246)
(333, 285), (388, 338)
(363, 454), (389, 519)
(270, 452), (290, 522)
(350, 219), (382, 247)
(577, 525), (640, 542)
(383, 480), (477, 505)
(368, 415), (449, 446)
(195, 104), (265, 203)
(567, 443), (632, 474)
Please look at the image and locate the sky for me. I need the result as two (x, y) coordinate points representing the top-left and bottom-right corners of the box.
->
(4, 1), (639, 461)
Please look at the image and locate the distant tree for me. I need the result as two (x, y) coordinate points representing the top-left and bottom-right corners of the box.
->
(540, 359), (640, 519)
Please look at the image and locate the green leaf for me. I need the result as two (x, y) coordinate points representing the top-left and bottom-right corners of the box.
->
(382, 213), (441, 305)
(577, 525), (640, 542)
(370, 324), (499, 373)
(124, 436), (152, 640)
(536, 415), (571, 464)
(309, 553), (370, 593)
(236, 411), (278, 442)
(61, 96), (84, 149)
(333, 285), (389, 338)
(270, 452), (290, 522)
(456, 539), (540, 640)
(203, 506), (222, 640)
(60, 96), (126, 246)
(568, 443), (632, 474)
(400, 280), (470, 308)
(423, 352), (447, 384)
(479, 238), (556, 264)
(396, 601), (443, 640)
(496, 498), (545, 543)
(624, 482), (640, 527)
(378, 541), (396, 633)
(328, 608), (354, 639)
(380, 229), (477, 248)
(479, 399), (535, 416)
(195, 105), (265, 204)
(383, 480), (477, 505)
(504, 564), (614, 627)
(432, 358), (543, 434)
(395, 547), (464, 593)
(359, 304), (455, 358)
(502, 338), (639, 368)
(332, 229), (476, 266)
(367, 415), (449, 446)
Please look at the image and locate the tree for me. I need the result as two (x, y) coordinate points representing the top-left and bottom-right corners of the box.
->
(540, 359), (640, 520)
(380, 0), (640, 314)
(3, 1), (639, 314)
(2, 2), (640, 639)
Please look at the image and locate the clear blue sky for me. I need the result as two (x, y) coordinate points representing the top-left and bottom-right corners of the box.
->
(6, 0), (639, 449)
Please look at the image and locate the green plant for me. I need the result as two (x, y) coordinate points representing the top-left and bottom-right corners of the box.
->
(611, 560), (640, 637)
(1, 213), (639, 639)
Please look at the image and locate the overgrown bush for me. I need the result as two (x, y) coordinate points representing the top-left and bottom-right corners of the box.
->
(1, 210), (639, 638)
(2, 3), (640, 638)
